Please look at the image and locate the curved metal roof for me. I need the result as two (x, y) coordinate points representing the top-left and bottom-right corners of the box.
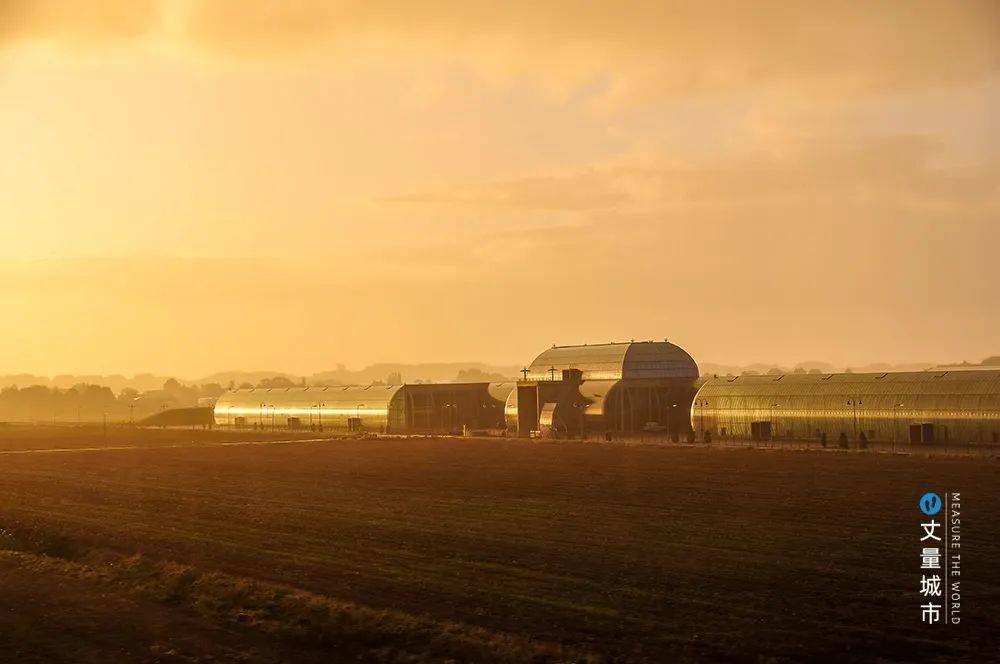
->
(526, 341), (698, 381)
(577, 379), (620, 419)
(215, 384), (404, 426)
(693, 369), (1000, 442)
(696, 370), (1000, 399)
(487, 382), (516, 404)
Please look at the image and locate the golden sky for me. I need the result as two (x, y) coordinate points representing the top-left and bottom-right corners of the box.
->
(1, 1), (998, 376)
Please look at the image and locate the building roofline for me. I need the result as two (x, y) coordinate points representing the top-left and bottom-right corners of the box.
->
(550, 339), (671, 349)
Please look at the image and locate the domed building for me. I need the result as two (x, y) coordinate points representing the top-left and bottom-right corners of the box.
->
(506, 340), (701, 437)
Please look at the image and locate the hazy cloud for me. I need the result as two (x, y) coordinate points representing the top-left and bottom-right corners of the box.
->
(380, 133), (1000, 212)
(0, 0), (159, 46)
(2, 2), (998, 373)
(3, 2), (998, 99)
(380, 173), (630, 211)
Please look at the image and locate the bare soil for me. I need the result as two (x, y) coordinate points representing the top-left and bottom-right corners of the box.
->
(0, 428), (996, 662)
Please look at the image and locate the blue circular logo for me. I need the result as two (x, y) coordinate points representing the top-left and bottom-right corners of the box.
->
(919, 492), (942, 516)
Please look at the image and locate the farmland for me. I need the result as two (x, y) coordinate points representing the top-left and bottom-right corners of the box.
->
(0, 428), (997, 662)
(0, 424), (325, 452)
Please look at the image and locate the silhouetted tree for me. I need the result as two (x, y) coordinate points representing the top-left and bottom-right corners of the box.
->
(455, 368), (508, 382)
(259, 376), (295, 388)
(199, 383), (224, 398)
(0, 383), (122, 422)
(118, 387), (140, 402)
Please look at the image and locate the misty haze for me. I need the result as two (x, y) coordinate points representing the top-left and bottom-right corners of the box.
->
(0, 2), (998, 663)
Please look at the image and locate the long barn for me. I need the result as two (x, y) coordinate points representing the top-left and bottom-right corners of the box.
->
(692, 369), (1000, 444)
(214, 382), (513, 434)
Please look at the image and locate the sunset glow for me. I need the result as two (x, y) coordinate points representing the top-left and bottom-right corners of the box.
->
(2, 1), (997, 376)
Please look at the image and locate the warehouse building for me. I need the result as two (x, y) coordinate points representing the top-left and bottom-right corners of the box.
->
(215, 382), (513, 434)
(212, 340), (703, 437)
(692, 369), (1000, 444)
(506, 341), (701, 437)
(213, 339), (999, 445)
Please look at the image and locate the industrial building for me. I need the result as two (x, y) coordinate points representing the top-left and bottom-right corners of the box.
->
(214, 382), (513, 434)
(211, 339), (1000, 445)
(212, 340), (702, 437)
(505, 341), (701, 438)
(692, 370), (1000, 444)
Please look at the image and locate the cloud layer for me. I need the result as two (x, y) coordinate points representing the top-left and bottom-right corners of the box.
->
(3, 1), (999, 99)
(1, 2), (998, 373)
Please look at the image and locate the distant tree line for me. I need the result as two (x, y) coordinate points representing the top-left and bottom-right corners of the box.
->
(0, 380), (225, 423)
(249, 368), (511, 389)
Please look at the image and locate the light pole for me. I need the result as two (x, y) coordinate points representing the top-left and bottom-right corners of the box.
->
(847, 398), (862, 440)
(318, 401), (324, 432)
(892, 402), (904, 454)
(694, 399), (708, 441)
(667, 403), (678, 441)
(769, 403), (780, 445)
